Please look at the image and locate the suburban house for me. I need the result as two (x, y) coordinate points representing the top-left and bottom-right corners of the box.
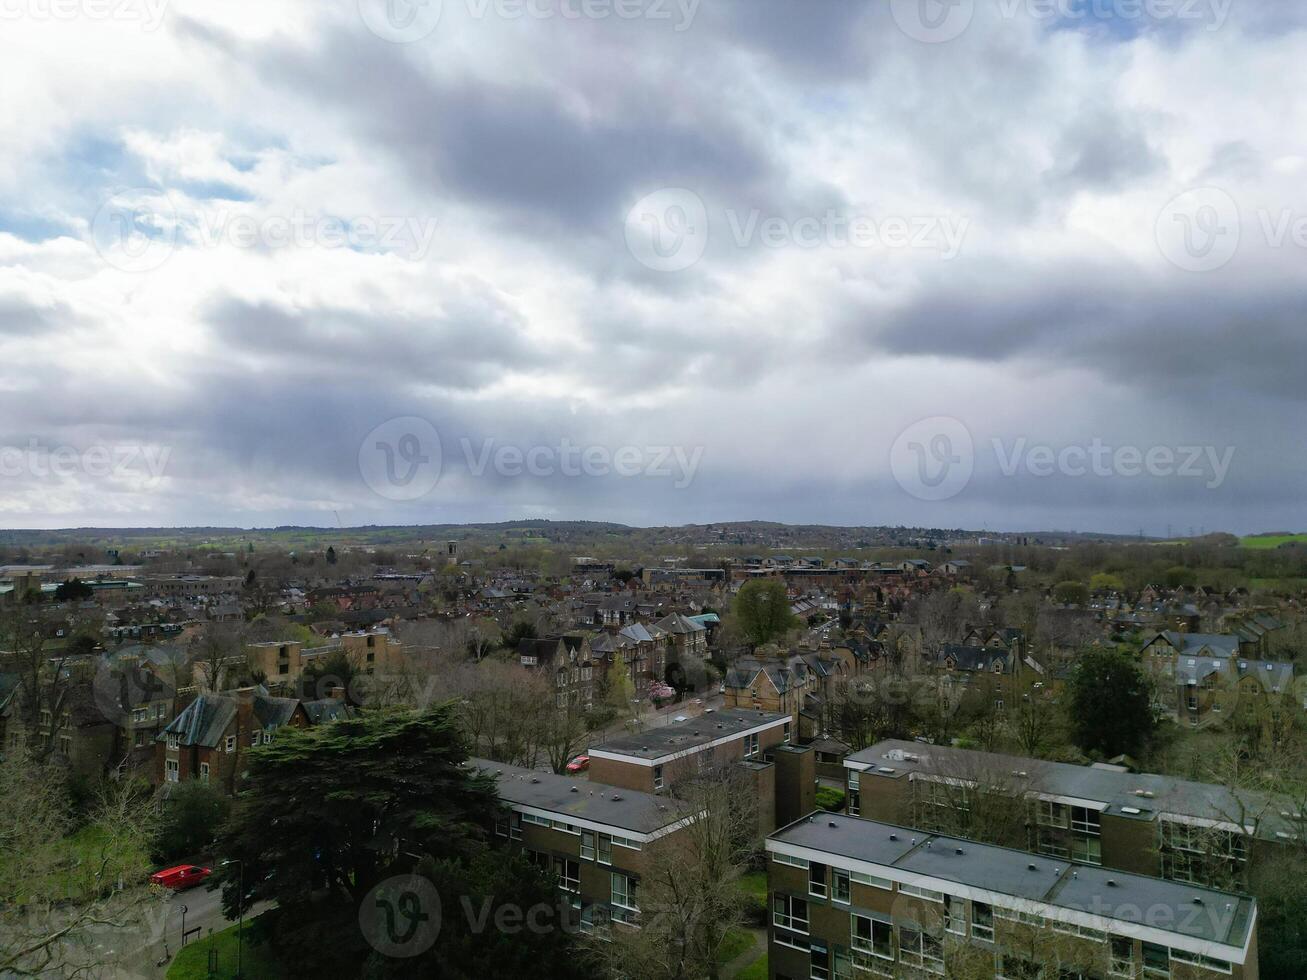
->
(2, 658), (177, 779)
(724, 653), (842, 739)
(1141, 631), (1301, 728)
(765, 812), (1259, 980)
(156, 687), (308, 793)
(472, 758), (698, 934)
(517, 634), (595, 710)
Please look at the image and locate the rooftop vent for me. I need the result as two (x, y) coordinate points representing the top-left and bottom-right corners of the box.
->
(1106, 879), (1118, 888)
(530, 777), (540, 784)
(1027, 863), (1037, 871)
(828, 821), (838, 828)
(570, 787), (579, 793)
(889, 834), (898, 841)
(955, 848), (964, 855)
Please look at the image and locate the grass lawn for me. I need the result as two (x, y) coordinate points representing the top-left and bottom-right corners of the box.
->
(736, 953), (769, 980)
(715, 927), (755, 966)
(737, 871), (767, 903)
(166, 920), (281, 980)
(1241, 533), (1307, 549)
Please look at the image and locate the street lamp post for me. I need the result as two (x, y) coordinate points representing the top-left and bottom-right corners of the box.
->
(180, 903), (188, 945)
(221, 860), (244, 979)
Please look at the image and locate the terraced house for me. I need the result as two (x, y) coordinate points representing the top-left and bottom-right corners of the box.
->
(765, 812), (1259, 980)
(843, 741), (1303, 890)
(470, 759), (698, 934)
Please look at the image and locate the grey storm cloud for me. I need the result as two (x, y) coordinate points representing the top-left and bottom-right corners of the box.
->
(1, 1), (1305, 532)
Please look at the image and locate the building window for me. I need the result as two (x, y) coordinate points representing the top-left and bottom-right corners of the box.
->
(653, 765), (664, 790)
(971, 902), (994, 943)
(1141, 942), (1169, 978)
(744, 733), (759, 757)
(165, 759), (179, 782)
(611, 873), (638, 923)
(598, 833), (613, 865)
(554, 858), (580, 893)
(851, 914), (892, 959)
(808, 862), (827, 899)
(132, 707), (147, 723)
(225, 735), (236, 753)
(897, 927), (943, 975)
(944, 896), (966, 935)
(773, 894), (809, 934)
(783, 722), (791, 743)
(251, 730), (262, 747)
(1110, 937), (1134, 977)
(199, 762), (209, 783)
(494, 813), (509, 838)
(1037, 800), (1068, 828)
(509, 812), (522, 841)
(1070, 806), (1102, 865)
(810, 942), (832, 980)
(58, 736), (72, 757)
(832, 868), (851, 904)
(135, 730), (147, 747)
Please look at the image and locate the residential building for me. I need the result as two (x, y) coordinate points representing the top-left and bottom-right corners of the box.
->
(471, 758), (697, 934)
(844, 741), (1301, 889)
(156, 687), (307, 793)
(587, 708), (812, 833)
(765, 812), (1259, 980)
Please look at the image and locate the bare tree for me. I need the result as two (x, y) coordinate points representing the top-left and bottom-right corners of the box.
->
(0, 753), (160, 978)
(1, 603), (90, 762)
(594, 764), (757, 980)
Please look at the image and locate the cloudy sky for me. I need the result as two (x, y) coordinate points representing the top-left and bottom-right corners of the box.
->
(1, 0), (1304, 534)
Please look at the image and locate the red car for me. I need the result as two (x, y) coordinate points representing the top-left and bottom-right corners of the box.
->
(565, 754), (590, 774)
(150, 865), (212, 890)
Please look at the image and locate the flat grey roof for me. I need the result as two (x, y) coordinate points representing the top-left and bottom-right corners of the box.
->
(770, 813), (1255, 948)
(469, 758), (691, 835)
(590, 708), (788, 761)
(846, 739), (1296, 840)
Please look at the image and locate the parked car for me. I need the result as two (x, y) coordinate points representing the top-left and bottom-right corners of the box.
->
(150, 865), (212, 890)
(565, 754), (590, 774)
